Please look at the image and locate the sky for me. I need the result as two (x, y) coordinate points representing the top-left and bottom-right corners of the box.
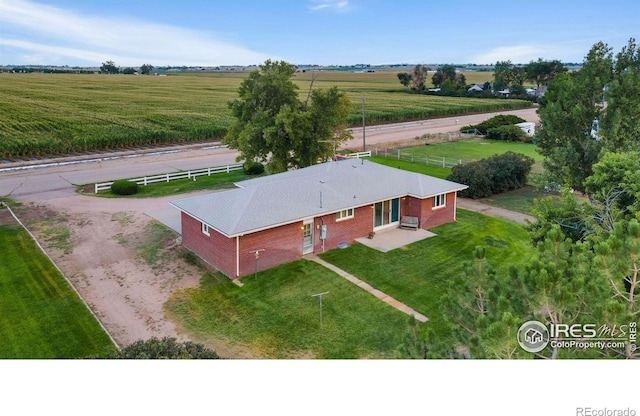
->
(0, 0), (638, 67)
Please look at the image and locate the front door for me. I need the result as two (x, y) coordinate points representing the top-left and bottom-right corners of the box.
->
(302, 220), (314, 254)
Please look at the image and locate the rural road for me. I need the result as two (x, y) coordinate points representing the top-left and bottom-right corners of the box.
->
(0, 107), (540, 202)
(344, 107), (539, 150)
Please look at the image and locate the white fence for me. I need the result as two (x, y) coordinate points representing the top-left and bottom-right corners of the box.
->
(346, 151), (372, 158)
(94, 163), (244, 193)
(372, 148), (463, 168)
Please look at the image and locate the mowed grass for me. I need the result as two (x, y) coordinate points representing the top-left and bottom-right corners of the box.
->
(0, 71), (530, 158)
(93, 170), (252, 198)
(477, 185), (561, 215)
(369, 155), (452, 179)
(318, 209), (534, 343)
(0, 221), (116, 358)
(165, 260), (417, 358)
(373, 138), (543, 164)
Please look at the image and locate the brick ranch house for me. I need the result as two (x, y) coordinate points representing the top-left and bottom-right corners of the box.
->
(170, 159), (467, 279)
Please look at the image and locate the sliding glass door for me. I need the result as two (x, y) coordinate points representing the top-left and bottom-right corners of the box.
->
(373, 198), (400, 228)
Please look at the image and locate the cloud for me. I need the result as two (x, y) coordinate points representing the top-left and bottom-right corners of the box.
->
(0, 0), (272, 66)
(470, 45), (552, 65)
(309, 0), (352, 13)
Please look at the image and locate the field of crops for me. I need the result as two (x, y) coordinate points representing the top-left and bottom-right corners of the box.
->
(0, 70), (531, 159)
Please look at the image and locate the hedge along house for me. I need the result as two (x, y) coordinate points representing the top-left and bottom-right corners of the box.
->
(169, 159), (467, 279)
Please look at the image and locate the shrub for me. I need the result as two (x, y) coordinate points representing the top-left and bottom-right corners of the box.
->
(460, 114), (526, 135)
(447, 152), (534, 199)
(109, 337), (220, 359)
(243, 161), (265, 175)
(110, 179), (139, 195)
(486, 125), (528, 142)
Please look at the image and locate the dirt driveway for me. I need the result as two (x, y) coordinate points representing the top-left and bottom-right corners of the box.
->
(10, 192), (240, 353)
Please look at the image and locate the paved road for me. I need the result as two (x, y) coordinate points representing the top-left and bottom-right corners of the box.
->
(0, 146), (240, 202)
(0, 108), (540, 203)
(344, 107), (539, 150)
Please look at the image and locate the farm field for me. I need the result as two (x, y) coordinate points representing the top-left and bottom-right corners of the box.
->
(0, 210), (116, 358)
(0, 70), (531, 159)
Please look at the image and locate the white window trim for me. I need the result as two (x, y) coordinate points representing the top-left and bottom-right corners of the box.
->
(433, 193), (447, 209)
(336, 208), (354, 221)
(202, 222), (210, 236)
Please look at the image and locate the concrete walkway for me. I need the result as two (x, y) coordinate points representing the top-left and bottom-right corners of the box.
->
(457, 198), (536, 225)
(306, 255), (428, 323)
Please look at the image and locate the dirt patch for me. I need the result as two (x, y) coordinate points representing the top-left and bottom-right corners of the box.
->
(11, 194), (245, 355)
(0, 208), (16, 226)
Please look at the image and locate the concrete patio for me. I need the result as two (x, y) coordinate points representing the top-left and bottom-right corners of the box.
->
(355, 226), (436, 252)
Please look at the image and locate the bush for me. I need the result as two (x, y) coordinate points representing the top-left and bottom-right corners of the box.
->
(110, 179), (139, 195)
(109, 337), (220, 359)
(243, 161), (265, 175)
(486, 125), (528, 142)
(460, 114), (526, 135)
(447, 152), (534, 199)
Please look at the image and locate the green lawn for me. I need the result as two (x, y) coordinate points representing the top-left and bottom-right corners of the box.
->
(92, 170), (252, 198)
(165, 260), (418, 358)
(368, 156), (451, 179)
(0, 222), (116, 358)
(372, 139), (543, 163)
(477, 185), (561, 215)
(318, 209), (534, 343)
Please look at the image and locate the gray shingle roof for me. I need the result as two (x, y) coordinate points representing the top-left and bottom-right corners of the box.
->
(169, 159), (467, 237)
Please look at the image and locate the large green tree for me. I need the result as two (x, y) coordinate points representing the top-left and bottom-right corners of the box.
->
(224, 60), (352, 173)
(584, 151), (640, 217)
(525, 58), (567, 98)
(536, 41), (613, 192)
(100, 60), (119, 74)
(600, 38), (640, 152)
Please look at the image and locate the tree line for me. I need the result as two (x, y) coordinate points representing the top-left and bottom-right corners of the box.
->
(100, 60), (155, 75)
(397, 59), (566, 100)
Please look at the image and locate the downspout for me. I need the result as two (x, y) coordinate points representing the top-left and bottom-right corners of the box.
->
(320, 217), (325, 253)
(454, 193), (457, 221)
(236, 236), (240, 278)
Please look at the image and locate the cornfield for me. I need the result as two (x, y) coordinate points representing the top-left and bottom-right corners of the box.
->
(0, 71), (530, 159)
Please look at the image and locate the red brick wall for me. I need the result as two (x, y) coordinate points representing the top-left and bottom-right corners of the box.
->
(181, 193), (458, 278)
(404, 192), (457, 229)
(313, 205), (374, 253)
(181, 212), (236, 277)
(238, 222), (302, 277)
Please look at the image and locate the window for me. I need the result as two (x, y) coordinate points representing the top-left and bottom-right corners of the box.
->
(336, 208), (354, 221)
(433, 193), (446, 209)
(202, 222), (210, 236)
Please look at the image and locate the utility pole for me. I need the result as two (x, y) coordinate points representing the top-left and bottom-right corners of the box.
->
(361, 94), (366, 152)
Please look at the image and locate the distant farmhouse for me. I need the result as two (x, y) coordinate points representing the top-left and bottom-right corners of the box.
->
(170, 159), (467, 279)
